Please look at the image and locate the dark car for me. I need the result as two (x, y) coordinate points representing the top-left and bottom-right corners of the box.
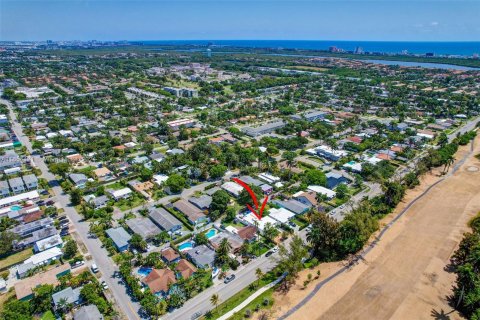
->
(265, 251), (273, 257)
(224, 274), (236, 284)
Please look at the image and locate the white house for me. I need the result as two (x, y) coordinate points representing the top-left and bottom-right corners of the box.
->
(307, 185), (336, 199)
(109, 188), (132, 200)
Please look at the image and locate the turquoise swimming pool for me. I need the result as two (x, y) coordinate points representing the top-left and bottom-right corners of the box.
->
(206, 228), (218, 239)
(10, 205), (22, 211)
(178, 242), (193, 252)
(137, 267), (152, 277)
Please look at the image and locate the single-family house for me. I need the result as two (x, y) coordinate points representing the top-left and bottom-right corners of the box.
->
(69, 173), (88, 188)
(93, 167), (113, 181)
(269, 207), (296, 224)
(125, 217), (161, 240)
(0, 180), (10, 197)
(22, 174), (38, 190)
(142, 268), (176, 296)
(173, 199), (208, 225)
(326, 172), (350, 189)
(175, 259), (197, 279)
(293, 191), (318, 208)
(161, 247), (180, 264)
(188, 195), (212, 210)
(15, 264), (71, 300)
(92, 195), (109, 209)
(236, 225), (257, 242)
(52, 286), (83, 310)
(148, 207), (183, 232)
(74, 305), (104, 320)
(106, 227), (131, 252)
(9, 177), (25, 194)
(273, 199), (310, 215)
(108, 188), (132, 200)
(186, 245), (216, 269)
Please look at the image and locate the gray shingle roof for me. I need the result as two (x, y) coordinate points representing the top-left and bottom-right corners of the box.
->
(148, 207), (182, 232)
(126, 217), (161, 239)
(106, 227), (131, 249)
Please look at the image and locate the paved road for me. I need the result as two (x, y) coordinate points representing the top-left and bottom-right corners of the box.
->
(2, 99), (141, 320)
(163, 229), (308, 320)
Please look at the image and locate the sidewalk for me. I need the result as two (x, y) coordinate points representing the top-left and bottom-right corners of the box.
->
(217, 274), (285, 320)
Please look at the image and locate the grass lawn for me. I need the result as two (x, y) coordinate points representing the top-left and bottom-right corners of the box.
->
(105, 181), (126, 190)
(116, 194), (146, 211)
(251, 241), (272, 257)
(203, 273), (277, 319)
(0, 289), (15, 312)
(230, 288), (275, 320)
(292, 216), (309, 229)
(41, 311), (56, 320)
(0, 248), (33, 271)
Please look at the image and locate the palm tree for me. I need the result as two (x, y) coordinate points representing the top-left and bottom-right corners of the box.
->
(56, 297), (71, 313)
(444, 155), (455, 173)
(282, 151), (297, 179)
(255, 268), (264, 287)
(210, 293), (220, 312)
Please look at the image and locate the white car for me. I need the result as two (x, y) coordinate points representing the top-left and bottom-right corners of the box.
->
(101, 281), (108, 290)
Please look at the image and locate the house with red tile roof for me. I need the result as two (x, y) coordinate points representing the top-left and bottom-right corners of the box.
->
(142, 268), (176, 296)
(175, 259), (197, 279)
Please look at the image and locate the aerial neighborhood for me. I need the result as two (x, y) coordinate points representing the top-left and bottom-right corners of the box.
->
(0, 42), (479, 320)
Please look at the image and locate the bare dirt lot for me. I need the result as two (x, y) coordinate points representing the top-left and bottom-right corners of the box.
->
(272, 139), (480, 320)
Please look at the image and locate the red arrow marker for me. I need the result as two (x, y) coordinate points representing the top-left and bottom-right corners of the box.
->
(232, 178), (268, 220)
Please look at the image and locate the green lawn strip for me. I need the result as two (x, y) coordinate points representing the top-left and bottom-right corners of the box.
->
(204, 273), (277, 319)
(116, 194), (146, 211)
(229, 288), (275, 320)
(0, 248), (33, 271)
(162, 205), (194, 231)
(41, 310), (56, 320)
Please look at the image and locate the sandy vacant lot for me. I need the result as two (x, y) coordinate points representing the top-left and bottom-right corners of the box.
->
(272, 139), (480, 320)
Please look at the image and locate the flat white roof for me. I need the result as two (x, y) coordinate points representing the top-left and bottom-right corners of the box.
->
(269, 207), (295, 223)
(307, 185), (336, 199)
(110, 188), (132, 198)
(0, 190), (39, 207)
(242, 212), (278, 232)
(24, 247), (62, 266)
(153, 174), (169, 185)
(221, 181), (244, 196)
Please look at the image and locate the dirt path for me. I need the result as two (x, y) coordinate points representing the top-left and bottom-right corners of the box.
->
(273, 139), (480, 320)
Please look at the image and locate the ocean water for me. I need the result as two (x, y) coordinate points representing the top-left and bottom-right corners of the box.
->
(139, 40), (480, 56)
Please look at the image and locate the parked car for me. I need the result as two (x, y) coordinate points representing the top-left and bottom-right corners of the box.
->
(224, 274), (236, 284)
(91, 263), (99, 273)
(101, 281), (108, 290)
(265, 251), (273, 257)
(71, 260), (84, 269)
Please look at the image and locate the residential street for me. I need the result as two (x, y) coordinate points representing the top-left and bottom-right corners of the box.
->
(163, 229), (308, 320)
(2, 99), (142, 320)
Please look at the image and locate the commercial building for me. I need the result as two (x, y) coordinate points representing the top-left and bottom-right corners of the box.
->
(240, 120), (285, 137)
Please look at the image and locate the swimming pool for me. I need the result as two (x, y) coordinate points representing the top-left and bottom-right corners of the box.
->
(205, 228), (218, 239)
(10, 205), (22, 211)
(346, 161), (356, 165)
(178, 242), (193, 252)
(137, 267), (152, 277)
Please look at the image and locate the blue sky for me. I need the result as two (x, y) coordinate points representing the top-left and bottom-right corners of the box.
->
(1, 1), (479, 41)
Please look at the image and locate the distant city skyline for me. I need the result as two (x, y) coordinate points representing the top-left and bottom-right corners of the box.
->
(1, 1), (480, 42)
